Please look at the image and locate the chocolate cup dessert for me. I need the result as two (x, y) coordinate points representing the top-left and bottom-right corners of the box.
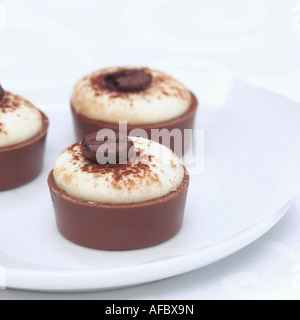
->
(0, 113), (49, 191)
(48, 169), (189, 250)
(48, 134), (190, 250)
(71, 67), (199, 155)
(71, 92), (198, 154)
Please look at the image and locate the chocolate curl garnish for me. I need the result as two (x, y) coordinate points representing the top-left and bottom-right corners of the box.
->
(104, 69), (152, 92)
(0, 84), (5, 103)
(82, 132), (134, 165)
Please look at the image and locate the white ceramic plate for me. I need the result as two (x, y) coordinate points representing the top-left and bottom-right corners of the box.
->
(0, 109), (293, 292)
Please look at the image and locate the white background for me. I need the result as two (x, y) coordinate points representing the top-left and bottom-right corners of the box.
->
(0, 0), (300, 300)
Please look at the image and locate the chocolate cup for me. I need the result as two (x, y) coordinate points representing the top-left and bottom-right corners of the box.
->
(71, 92), (198, 155)
(0, 113), (49, 191)
(48, 169), (190, 250)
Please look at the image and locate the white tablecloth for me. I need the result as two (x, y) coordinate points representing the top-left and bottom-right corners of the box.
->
(0, 0), (300, 300)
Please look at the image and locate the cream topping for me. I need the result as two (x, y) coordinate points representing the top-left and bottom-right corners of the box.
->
(0, 92), (43, 148)
(71, 67), (192, 125)
(53, 137), (185, 204)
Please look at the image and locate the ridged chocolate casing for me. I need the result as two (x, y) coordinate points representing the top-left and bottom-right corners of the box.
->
(48, 169), (189, 250)
(0, 113), (49, 191)
(71, 92), (198, 155)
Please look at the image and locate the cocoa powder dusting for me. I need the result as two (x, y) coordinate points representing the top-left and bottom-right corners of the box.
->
(68, 143), (161, 192)
(170, 160), (177, 169)
(0, 92), (21, 135)
(0, 92), (30, 114)
(90, 73), (137, 104)
(0, 123), (7, 135)
(88, 68), (188, 102)
(0, 92), (18, 113)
